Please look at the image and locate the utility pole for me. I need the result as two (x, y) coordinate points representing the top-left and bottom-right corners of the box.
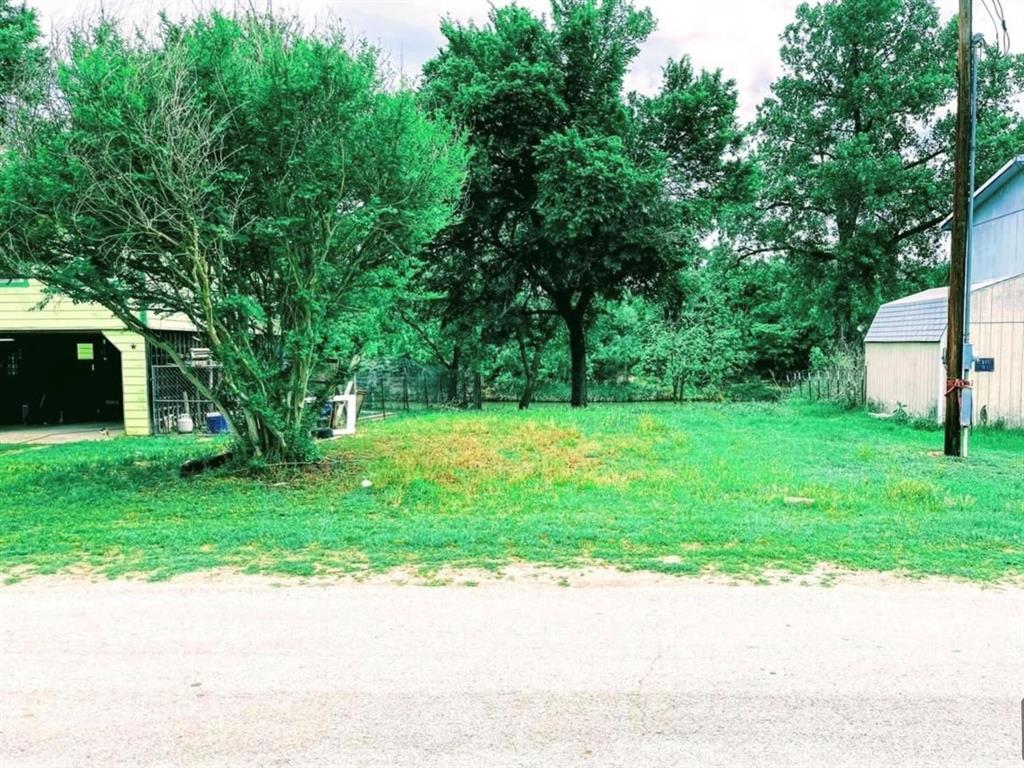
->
(944, 0), (975, 457)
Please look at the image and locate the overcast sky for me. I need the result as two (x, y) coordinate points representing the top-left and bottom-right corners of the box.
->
(26, 0), (1024, 122)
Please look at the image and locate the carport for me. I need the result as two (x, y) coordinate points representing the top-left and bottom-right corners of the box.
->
(1, 279), (152, 434)
(0, 332), (124, 428)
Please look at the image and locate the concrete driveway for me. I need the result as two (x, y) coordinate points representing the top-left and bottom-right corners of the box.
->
(1, 574), (1021, 767)
(0, 422), (123, 445)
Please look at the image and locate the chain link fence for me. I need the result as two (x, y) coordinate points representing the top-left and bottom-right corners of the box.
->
(150, 362), (222, 434)
(149, 351), (472, 434)
(354, 358), (480, 418)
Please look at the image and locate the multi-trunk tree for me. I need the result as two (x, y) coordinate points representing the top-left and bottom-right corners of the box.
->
(421, 0), (743, 406)
(0, 12), (467, 462)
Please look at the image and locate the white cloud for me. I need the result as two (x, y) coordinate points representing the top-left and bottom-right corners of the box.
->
(27, 0), (1024, 123)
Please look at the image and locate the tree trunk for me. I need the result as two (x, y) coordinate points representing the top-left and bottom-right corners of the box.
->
(446, 345), (461, 403)
(567, 313), (587, 408)
(517, 335), (542, 410)
(518, 380), (536, 410)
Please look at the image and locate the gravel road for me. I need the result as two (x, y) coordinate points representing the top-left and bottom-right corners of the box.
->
(1, 573), (1021, 767)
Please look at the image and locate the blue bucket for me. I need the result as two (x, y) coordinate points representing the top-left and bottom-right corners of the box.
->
(205, 412), (229, 434)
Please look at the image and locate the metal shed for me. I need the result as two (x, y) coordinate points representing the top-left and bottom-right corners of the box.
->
(864, 274), (1024, 426)
(939, 155), (1023, 281)
(865, 155), (1024, 427)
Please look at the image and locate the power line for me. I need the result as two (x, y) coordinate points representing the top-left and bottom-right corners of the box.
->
(979, 0), (999, 44)
(993, 0), (1011, 54)
(979, 0), (1010, 55)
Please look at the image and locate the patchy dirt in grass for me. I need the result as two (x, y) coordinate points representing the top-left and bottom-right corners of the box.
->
(364, 418), (609, 490)
(5, 561), (1020, 591)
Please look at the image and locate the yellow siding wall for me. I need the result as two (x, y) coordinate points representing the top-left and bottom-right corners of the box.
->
(0, 280), (125, 330)
(148, 313), (197, 332)
(970, 275), (1024, 427)
(865, 342), (943, 419)
(101, 331), (150, 436)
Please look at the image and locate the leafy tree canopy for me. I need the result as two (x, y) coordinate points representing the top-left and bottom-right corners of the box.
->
(421, 0), (744, 406)
(0, 0), (44, 130)
(753, 0), (1024, 344)
(0, 12), (468, 462)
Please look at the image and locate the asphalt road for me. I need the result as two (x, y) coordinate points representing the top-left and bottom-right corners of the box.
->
(1, 574), (1021, 767)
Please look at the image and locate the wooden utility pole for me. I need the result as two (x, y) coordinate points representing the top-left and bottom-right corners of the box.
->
(944, 0), (973, 457)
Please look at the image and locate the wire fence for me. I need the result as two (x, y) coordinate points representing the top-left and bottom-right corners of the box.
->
(150, 362), (222, 434)
(787, 364), (867, 408)
(150, 349), (868, 435)
(354, 358), (481, 417)
(149, 354), (478, 434)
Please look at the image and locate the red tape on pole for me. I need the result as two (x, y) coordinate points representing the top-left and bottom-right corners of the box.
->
(945, 378), (972, 411)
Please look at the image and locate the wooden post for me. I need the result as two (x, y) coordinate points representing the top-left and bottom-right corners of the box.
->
(945, 0), (972, 457)
(403, 368), (410, 411)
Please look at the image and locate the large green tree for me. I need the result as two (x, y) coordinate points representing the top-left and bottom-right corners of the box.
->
(0, 12), (467, 462)
(421, 0), (742, 406)
(754, 0), (1024, 344)
(0, 0), (43, 134)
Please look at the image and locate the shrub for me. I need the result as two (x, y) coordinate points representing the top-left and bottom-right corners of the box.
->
(725, 380), (785, 402)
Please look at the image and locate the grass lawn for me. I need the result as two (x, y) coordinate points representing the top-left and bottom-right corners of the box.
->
(1, 401), (1022, 582)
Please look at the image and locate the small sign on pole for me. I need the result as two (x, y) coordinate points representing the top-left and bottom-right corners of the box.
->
(974, 357), (995, 373)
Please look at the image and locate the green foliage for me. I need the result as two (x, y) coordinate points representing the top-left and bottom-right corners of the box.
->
(640, 265), (751, 398)
(725, 380), (784, 402)
(0, 0), (44, 130)
(2, 403), (1021, 581)
(753, 0), (1024, 344)
(421, 0), (742, 406)
(888, 402), (942, 431)
(0, 12), (468, 462)
(910, 416), (943, 432)
(5, 0), (1020, 419)
(890, 402), (911, 424)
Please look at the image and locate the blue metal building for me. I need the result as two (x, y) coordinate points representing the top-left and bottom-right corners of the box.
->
(865, 156), (1024, 426)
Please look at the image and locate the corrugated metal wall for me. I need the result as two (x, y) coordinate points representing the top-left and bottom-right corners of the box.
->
(865, 342), (943, 418)
(970, 275), (1024, 427)
(866, 276), (1024, 427)
(971, 167), (1023, 282)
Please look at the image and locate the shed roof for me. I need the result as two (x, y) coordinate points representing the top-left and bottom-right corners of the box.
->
(864, 277), (1008, 343)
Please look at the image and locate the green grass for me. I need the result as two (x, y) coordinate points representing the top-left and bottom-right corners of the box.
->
(1, 401), (1022, 582)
